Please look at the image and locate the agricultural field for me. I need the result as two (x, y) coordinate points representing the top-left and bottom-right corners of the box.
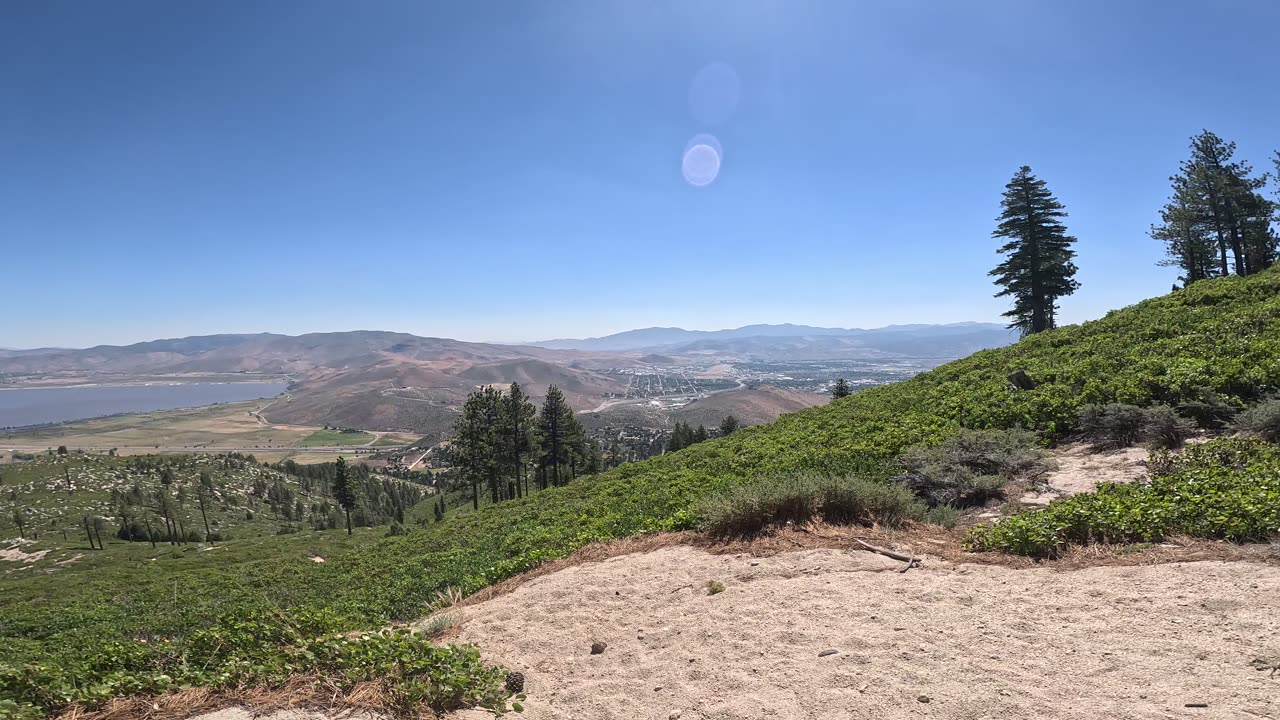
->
(3, 268), (1280, 718)
(299, 428), (375, 446)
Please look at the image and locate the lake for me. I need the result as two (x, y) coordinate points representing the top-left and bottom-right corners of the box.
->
(0, 382), (287, 428)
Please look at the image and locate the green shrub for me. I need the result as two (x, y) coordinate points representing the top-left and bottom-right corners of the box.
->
(895, 429), (1046, 507)
(704, 580), (725, 595)
(1077, 403), (1149, 449)
(922, 504), (963, 529)
(966, 438), (1280, 556)
(1239, 399), (1280, 442)
(697, 473), (923, 537)
(1143, 405), (1195, 449)
(1176, 392), (1240, 429)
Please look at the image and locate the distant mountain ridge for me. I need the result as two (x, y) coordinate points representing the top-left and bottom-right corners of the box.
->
(532, 322), (1014, 354)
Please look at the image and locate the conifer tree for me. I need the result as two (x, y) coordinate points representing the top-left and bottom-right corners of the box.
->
(537, 385), (575, 487)
(453, 390), (493, 508)
(692, 425), (709, 444)
(832, 378), (852, 398)
(989, 166), (1080, 335)
(333, 455), (357, 535)
(1176, 131), (1275, 277)
(719, 415), (740, 436)
(503, 382), (537, 498)
(1151, 172), (1218, 285)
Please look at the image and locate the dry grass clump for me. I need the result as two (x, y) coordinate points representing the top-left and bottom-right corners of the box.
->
(697, 473), (924, 538)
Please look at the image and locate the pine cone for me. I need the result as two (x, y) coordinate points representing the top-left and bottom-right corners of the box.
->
(505, 671), (525, 694)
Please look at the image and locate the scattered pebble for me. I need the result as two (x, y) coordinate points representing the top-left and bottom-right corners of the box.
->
(590, 641), (607, 655)
(818, 649), (839, 657)
(918, 695), (931, 703)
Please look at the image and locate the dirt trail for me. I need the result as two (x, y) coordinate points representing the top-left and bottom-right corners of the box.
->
(1020, 442), (1151, 506)
(440, 546), (1280, 720)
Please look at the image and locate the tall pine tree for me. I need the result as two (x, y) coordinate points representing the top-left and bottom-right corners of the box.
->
(1175, 131), (1276, 277)
(537, 385), (575, 488)
(333, 455), (357, 535)
(989, 166), (1080, 335)
(503, 382), (537, 499)
(1151, 171), (1219, 286)
(453, 389), (500, 509)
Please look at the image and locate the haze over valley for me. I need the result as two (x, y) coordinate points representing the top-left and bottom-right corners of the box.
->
(0, 322), (1013, 448)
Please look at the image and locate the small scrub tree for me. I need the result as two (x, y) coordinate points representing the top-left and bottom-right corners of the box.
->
(1076, 404), (1149, 450)
(832, 378), (852, 398)
(1143, 405), (1195, 449)
(1239, 400), (1280, 443)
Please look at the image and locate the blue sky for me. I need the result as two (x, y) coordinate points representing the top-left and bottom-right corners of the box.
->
(3, 1), (1278, 348)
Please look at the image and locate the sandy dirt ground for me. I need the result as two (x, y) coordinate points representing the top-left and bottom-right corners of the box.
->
(1020, 442), (1151, 506)
(439, 546), (1280, 720)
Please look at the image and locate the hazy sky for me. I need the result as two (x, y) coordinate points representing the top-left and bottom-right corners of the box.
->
(3, 1), (1278, 348)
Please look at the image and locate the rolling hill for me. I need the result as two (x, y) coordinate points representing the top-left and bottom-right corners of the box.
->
(262, 357), (629, 436)
(533, 322), (1015, 356)
(4, 269), (1280, 718)
(672, 385), (829, 427)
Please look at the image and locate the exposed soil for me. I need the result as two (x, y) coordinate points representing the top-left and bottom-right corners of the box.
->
(440, 545), (1280, 720)
(1019, 442), (1151, 506)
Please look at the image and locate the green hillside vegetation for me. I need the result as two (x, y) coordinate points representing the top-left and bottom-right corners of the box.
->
(3, 268), (1280, 718)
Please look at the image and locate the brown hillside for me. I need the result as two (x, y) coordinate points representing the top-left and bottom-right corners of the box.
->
(672, 385), (828, 427)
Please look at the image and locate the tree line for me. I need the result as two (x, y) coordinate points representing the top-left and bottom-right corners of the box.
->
(450, 383), (604, 510)
(990, 130), (1277, 336)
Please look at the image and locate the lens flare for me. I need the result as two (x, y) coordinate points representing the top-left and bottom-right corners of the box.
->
(681, 134), (722, 187)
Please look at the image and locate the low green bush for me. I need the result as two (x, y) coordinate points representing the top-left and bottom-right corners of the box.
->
(966, 438), (1280, 557)
(697, 473), (924, 537)
(1077, 403), (1149, 449)
(1077, 403), (1195, 450)
(1239, 399), (1280, 442)
(894, 429), (1047, 507)
(0, 618), (518, 719)
(1143, 405), (1195, 449)
(1176, 392), (1240, 429)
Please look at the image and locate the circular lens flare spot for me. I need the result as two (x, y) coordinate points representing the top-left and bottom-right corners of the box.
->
(682, 134), (722, 187)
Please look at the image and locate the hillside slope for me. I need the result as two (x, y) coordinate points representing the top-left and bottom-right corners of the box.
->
(4, 270), (1279, 717)
(672, 385), (828, 427)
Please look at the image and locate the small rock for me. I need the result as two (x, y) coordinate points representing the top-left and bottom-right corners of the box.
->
(857, 683), (869, 693)
(669, 712), (682, 720)
(818, 649), (839, 657)
(654, 686), (663, 692)
(590, 641), (607, 655)
(917, 695), (931, 704)
(749, 561), (759, 566)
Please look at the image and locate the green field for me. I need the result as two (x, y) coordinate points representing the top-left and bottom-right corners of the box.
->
(3, 268), (1280, 718)
(299, 429), (375, 446)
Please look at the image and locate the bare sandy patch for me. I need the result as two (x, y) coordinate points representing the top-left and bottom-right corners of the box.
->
(444, 545), (1280, 720)
(1021, 442), (1151, 505)
(0, 543), (49, 563)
